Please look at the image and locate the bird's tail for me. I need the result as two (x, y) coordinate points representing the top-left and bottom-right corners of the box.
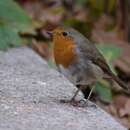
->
(111, 74), (130, 93)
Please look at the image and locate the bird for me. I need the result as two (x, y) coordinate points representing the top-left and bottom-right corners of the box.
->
(47, 27), (129, 106)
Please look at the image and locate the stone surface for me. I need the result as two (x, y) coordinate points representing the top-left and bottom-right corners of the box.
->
(0, 47), (126, 130)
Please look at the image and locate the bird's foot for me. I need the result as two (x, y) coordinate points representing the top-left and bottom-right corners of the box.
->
(60, 99), (82, 107)
(60, 98), (95, 107)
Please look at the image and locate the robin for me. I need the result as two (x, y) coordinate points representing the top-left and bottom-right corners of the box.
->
(48, 27), (129, 105)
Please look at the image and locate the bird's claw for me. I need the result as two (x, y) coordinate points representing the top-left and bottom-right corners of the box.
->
(60, 99), (90, 107)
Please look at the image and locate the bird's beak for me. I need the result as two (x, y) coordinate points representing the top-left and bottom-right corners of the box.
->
(47, 31), (53, 38)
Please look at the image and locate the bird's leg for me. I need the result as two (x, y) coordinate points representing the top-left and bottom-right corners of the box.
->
(85, 85), (95, 104)
(60, 85), (96, 107)
(70, 85), (96, 107)
(74, 83), (96, 107)
(75, 85), (96, 107)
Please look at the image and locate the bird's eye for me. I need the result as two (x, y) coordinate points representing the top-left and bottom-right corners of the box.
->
(62, 32), (68, 36)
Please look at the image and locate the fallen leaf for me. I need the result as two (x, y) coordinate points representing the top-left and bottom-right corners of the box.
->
(119, 99), (130, 117)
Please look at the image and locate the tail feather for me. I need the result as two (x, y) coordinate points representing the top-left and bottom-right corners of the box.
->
(111, 74), (130, 92)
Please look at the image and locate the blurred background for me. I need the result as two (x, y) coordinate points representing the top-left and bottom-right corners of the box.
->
(1, 0), (130, 128)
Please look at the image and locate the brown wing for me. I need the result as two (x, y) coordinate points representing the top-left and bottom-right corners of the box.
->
(92, 56), (113, 76)
(76, 38), (112, 75)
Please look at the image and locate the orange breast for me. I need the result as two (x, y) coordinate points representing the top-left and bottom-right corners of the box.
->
(53, 38), (77, 68)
